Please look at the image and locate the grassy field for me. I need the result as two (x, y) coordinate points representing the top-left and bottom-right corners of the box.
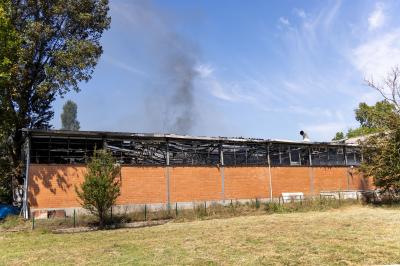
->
(1, 206), (400, 265)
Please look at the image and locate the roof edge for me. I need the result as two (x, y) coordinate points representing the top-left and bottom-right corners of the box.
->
(22, 128), (358, 146)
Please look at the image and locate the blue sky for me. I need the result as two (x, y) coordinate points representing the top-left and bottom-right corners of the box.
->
(51, 0), (400, 141)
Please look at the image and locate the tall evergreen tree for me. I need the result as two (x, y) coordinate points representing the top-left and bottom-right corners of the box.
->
(61, 100), (80, 131)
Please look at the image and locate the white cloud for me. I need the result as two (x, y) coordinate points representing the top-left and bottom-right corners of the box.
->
(282, 81), (308, 95)
(289, 106), (333, 118)
(299, 108), (349, 141)
(368, 3), (385, 30)
(322, 0), (341, 28)
(294, 8), (306, 19)
(301, 121), (347, 141)
(208, 80), (254, 103)
(103, 55), (147, 76)
(351, 29), (400, 79)
(300, 0), (341, 32)
(359, 90), (382, 105)
(283, 81), (298, 90)
(279, 17), (290, 26)
(195, 64), (214, 78)
(196, 64), (256, 103)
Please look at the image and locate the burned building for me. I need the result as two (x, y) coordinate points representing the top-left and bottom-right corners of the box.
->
(21, 129), (371, 218)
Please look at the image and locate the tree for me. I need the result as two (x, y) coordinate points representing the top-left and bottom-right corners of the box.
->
(355, 101), (395, 128)
(366, 67), (400, 112)
(359, 67), (400, 195)
(346, 127), (378, 139)
(359, 114), (400, 194)
(0, 0), (110, 200)
(332, 100), (396, 140)
(0, 141), (12, 202)
(75, 149), (121, 228)
(349, 100), (395, 138)
(61, 100), (80, 130)
(0, 0), (21, 203)
(332, 132), (344, 141)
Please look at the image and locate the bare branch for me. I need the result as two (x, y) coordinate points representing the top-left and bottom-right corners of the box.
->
(365, 66), (400, 112)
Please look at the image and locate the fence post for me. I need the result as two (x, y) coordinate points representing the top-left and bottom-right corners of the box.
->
(110, 206), (113, 222)
(32, 215), (35, 230)
(175, 202), (178, 217)
(144, 204), (147, 221)
(73, 209), (76, 228)
(204, 201), (207, 213)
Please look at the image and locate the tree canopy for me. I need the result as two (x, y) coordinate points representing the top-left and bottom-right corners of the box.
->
(329, 67), (400, 195)
(0, 0), (21, 202)
(360, 114), (400, 194)
(333, 100), (396, 140)
(332, 132), (344, 141)
(61, 100), (80, 131)
(0, 0), (19, 137)
(0, 0), (110, 201)
(358, 67), (400, 195)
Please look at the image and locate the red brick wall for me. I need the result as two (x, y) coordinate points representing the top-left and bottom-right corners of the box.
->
(224, 167), (270, 199)
(28, 164), (374, 209)
(270, 167), (311, 197)
(28, 164), (166, 208)
(117, 167), (166, 205)
(313, 167), (374, 193)
(169, 167), (222, 202)
(347, 168), (374, 190)
(313, 167), (348, 194)
(28, 164), (86, 208)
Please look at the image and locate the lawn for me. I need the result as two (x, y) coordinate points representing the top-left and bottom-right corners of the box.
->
(1, 206), (400, 265)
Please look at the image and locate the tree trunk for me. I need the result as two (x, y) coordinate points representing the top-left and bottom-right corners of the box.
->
(99, 209), (105, 229)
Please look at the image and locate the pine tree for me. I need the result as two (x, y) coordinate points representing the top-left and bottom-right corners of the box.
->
(61, 100), (80, 131)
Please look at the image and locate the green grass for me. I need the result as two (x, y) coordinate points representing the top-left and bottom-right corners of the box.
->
(1, 206), (400, 265)
(0, 215), (29, 231)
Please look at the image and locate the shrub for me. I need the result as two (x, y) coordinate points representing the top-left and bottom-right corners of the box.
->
(75, 149), (121, 228)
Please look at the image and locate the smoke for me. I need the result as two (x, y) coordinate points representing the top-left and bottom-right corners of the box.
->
(164, 47), (197, 134)
(113, 1), (198, 135)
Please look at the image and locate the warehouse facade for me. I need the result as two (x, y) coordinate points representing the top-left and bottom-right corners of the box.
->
(21, 129), (372, 217)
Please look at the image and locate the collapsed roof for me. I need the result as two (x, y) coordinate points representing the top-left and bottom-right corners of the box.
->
(22, 129), (361, 167)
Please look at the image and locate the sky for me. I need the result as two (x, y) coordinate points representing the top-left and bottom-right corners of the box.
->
(51, 0), (400, 141)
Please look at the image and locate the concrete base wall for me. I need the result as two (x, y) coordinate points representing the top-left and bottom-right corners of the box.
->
(30, 190), (372, 218)
(28, 164), (374, 213)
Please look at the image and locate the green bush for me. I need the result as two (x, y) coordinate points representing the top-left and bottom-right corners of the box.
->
(75, 149), (121, 228)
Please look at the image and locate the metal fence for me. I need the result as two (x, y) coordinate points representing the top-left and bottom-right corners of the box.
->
(29, 195), (364, 232)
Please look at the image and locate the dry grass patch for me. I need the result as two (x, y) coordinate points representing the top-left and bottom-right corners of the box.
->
(1, 206), (400, 265)
(0, 215), (30, 232)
